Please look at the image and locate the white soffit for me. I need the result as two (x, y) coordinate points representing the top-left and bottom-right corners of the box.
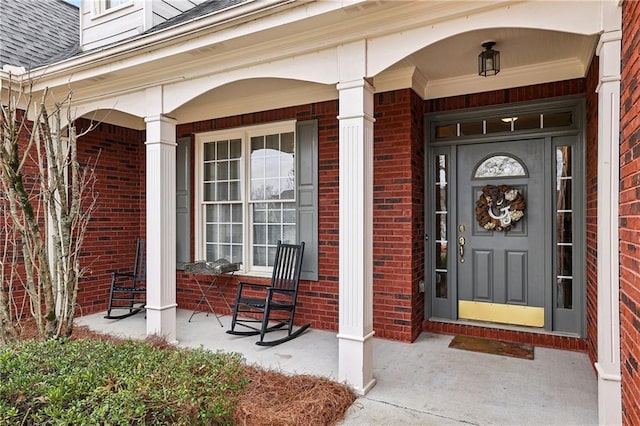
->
(172, 78), (337, 124)
(383, 27), (598, 99)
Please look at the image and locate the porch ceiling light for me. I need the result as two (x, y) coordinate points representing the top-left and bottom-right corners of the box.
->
(478, 41), (500, 77)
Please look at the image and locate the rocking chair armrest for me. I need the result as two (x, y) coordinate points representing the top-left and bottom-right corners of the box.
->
(267, 288), (295, 296)
(237, 281), (270, 292)
(111, 271), (136, 278)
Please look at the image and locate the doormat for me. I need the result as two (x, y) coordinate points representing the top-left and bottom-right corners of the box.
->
(448, 335), (534, 360)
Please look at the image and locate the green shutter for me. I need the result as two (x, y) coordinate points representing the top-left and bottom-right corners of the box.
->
(176, 136), (191, 269)
(296, 120), (318, 281)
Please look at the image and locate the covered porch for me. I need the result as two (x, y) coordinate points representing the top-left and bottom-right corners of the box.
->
(77, 309), (597, 425)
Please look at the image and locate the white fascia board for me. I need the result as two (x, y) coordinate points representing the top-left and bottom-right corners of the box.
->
(28, 0), (361, 90)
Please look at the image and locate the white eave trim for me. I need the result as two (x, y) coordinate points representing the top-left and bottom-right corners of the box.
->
(26, 0), (307, 81)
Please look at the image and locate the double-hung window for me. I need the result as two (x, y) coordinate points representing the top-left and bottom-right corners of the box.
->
(196, 121), (304, 275)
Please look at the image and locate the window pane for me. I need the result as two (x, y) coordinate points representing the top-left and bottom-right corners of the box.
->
(217, 141), (228, 160)
(267, 246), (277, 267)
(205, 203), (243, 263)
(557, 278), (573, 309)
(435, 124), (457, 139)
(435, 213), (447, 241)
(229, 160), (239, 179)
(251, 181), (265, 200)
(436, 272), (448, 298)
(474, 155), (526, 178)
(204, 163), (215, 181)
(283, 225), (296, 243)
(460, 121), (483, 136)
(254, 225), (266, 245)
(266, 134), (279, 151)
(229, 181), (240, 201)
(268, 225), (281, 245)
(557, 245), (573, 277)
(204, 143), (216, 161)
(203, 183), (215, 202)
(251, 136), (264, 152)
(229, 139), (241, 158)
(266, 178), (279, 199)
(232, 245), (242, 263)
(232, 224), (243, 243)
(254, 246), (266, 267)
(220, 224), (231, 243)
(486, 117), (511, 133)
(217, 162), (228, 180)
(206, 244), (217, 261)
(251, 131), (295, 202)
(268, 208), (281, 224)
(281, 132), (294, 153)
(557, 213), (573, 243)
(544, 111), (572, 128)
(206, 224), (217, 242)
(436, 242), (447, 269)
(232, 204), (242, 222)
(283, 209), (296, 223)
(513, 114), (541, 131)
(216, 182), (228, 201)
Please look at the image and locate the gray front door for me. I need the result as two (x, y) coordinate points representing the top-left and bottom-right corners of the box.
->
(456, 139), (546, 327)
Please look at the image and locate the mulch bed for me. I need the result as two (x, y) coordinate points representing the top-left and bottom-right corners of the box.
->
(12, 321), (356, 425)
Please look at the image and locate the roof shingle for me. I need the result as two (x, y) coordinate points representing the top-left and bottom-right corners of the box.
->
(0, 0), (79, 69)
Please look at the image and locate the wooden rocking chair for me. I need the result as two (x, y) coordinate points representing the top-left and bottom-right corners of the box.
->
(227, 241), (310, 346)
(104, 238), (146, 320)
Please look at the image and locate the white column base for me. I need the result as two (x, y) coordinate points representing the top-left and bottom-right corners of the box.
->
(595, 363), (622, 425)
(337, 331), (376, 395)
(146, 303), (178, 344)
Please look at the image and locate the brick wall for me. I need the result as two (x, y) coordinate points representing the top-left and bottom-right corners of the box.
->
(422, 79), (589, 350)
(75, 119), (146, 314)
(176, 102), (343, 333)
(585, 55), (599, 367)
(620, 1), (640, 423)
(176, 94), (424, 341)
(373, 89), (423, 341)
(410, 90), (426, 340)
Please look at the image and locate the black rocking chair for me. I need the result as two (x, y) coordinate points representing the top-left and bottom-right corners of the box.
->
(227, 241), (310, 346)
(105, 238), (146, 320)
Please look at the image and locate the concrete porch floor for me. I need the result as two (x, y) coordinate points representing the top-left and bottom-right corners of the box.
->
(76, 309), (597, 425)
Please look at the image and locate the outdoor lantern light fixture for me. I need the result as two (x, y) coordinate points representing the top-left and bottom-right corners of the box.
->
(478, 41), (500, 77)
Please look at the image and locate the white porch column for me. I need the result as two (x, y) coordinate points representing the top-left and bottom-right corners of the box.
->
(336, 42), (376, 393)
(144, 114), (178, 344)
(594, 6), (622, 424)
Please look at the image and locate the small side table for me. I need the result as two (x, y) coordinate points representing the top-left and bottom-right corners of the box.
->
(184, 259), (241, 326)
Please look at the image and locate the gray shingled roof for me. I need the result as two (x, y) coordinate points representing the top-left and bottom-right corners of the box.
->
(0, 0), (79, 69)
(0, 0), (252, 70)
(145, 0), (248, 34)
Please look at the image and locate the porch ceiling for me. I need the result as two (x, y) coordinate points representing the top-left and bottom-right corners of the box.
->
(395, 27), (599, 99)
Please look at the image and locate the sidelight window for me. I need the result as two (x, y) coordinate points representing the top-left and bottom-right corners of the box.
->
(556, 146), (573, 309)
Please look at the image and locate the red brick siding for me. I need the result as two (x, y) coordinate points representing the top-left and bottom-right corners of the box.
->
(423, 79), (588, 350)
(620, 1), (640, 423)
(585, 55), (599, 368)
(373, 89), (421, 341)
(410, 90), (426, 340)
(75, 119), (146, 314)
(426, 79), (585, 112)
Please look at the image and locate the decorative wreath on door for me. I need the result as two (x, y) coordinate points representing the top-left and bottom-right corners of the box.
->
(475, 184), (526, 231)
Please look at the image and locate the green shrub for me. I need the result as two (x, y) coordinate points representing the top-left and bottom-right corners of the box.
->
(0, 339), (247, 425)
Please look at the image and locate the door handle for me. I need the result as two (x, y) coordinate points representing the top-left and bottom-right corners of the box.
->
(458, 236), (466, 263)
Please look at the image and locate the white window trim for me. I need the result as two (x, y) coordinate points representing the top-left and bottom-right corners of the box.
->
(194, 120), (296, 276)
(92, 0), (134, 18)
